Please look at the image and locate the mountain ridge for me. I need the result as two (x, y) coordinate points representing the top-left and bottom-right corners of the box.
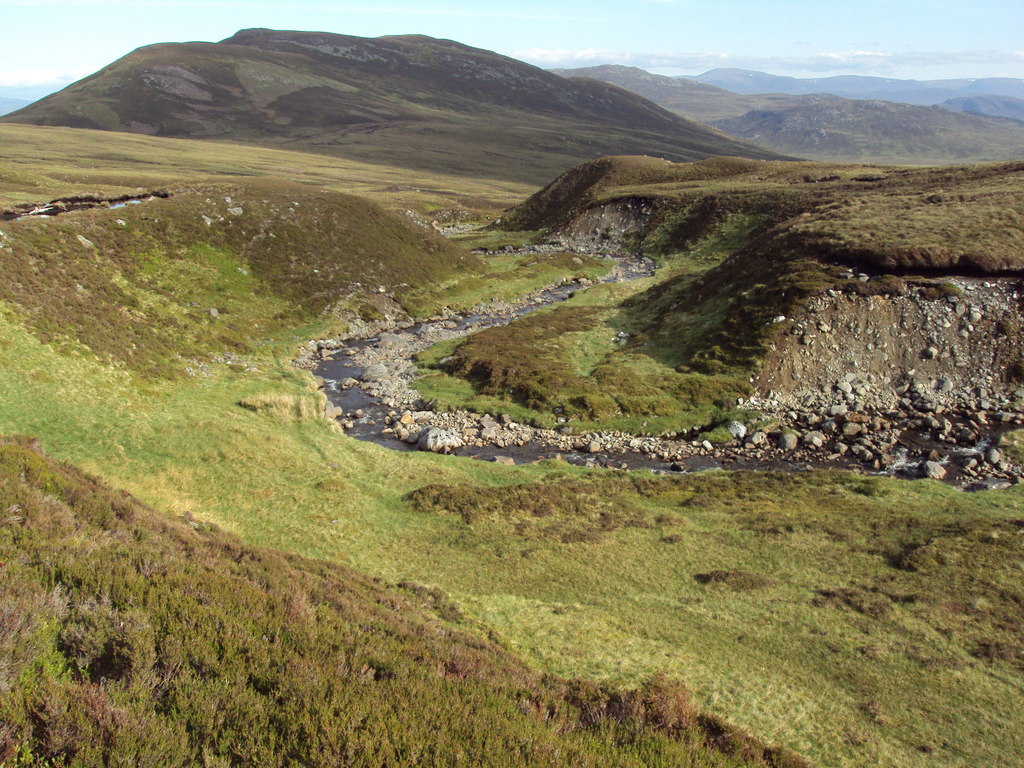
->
(2, 29), (782, 184)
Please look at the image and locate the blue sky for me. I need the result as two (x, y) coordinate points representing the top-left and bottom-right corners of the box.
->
(1, 0), (1022, 97)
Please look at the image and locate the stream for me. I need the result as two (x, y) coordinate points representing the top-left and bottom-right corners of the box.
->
(310, 249), (1019, 485)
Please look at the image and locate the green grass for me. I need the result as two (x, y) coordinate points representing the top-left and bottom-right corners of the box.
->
(413, 218), (767, 435)
(1, 275), (1022, 767)
(1, 435), (804, 768)
(0, 123), (533, 214)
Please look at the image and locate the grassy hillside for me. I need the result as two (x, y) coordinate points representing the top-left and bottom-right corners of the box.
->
(0, 435), (811, 768)
(0, 123), (534, 215)
(417, 156), (1024, 432)
(2, 29), (781, 185)
(713, 97), (1024, 165)
(554, 68), (1024, 165)
(0, 178), (490, 379)
(554, 65), (807, 122)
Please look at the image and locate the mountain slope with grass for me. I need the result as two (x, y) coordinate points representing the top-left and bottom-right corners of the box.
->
(0, 178), (486, 379)
(1, 29), (781, 184)
(554, 67), (1024, 164)
(417, 156), (1024, 434)
(0, 435), (810, 768)
(553, 65), (808, 122)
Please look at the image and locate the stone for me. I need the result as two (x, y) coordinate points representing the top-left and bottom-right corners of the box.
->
(340, 377), (359, 389)
(587, 441), (603, 453)
(922, 461), (947, 480)
(417, 427), (463, 453)
(922, 346), (938, 360)
(986, 447), (1002, 465)
(492, 456), (516, 466)
(803, 431), (825, 448)
(361, 363), (389, 382)
(207, 307), (220, 319)
(778, 433), (799, 450)
(726, 421), (747, 440)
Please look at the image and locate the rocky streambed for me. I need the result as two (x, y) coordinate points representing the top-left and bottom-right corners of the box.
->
(301, 250), (1024, 490)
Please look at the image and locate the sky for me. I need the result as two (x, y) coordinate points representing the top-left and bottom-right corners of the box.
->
(1, 0), (1022, 98)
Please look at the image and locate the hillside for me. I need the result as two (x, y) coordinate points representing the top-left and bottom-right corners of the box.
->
(453, 156), (1024, 435)
(554, 68), (1024, 164)
(554, 65), (807, 122)
(1, 29), (781, 184)
(0, 179), (488, 379)
(713, 96), (1024, 164)
(687, 68), (1024, 105)
(0, 435), (808, 767)
(944, 94), (1024, 123)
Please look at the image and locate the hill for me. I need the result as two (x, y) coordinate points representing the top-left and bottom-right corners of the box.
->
(1, 29), (781, 184)
(0, 97), (29, 116)
(687, 68), (1024, 105)
(944, 94), (1024, 123)
(712, 96), (1024, 164)
(455, 156), (1024, 431)
(0, 435), (808, 767)
(553, 65), (807, 122)
(554, 68), (1024, 165)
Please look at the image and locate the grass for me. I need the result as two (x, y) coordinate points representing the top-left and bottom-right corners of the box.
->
(0, 436), (805, 768)
(1, 267), (1022, 767)
(2, 136), (1022, 768)
(413, 217), (767, 434)
(0, 123), (533, 214)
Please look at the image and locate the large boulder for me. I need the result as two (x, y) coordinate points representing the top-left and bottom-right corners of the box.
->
(417, 427), (464, 453)
(361, 363), (390, 382)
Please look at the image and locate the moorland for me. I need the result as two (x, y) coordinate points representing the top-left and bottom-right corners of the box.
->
(1, 29), (1023, 768)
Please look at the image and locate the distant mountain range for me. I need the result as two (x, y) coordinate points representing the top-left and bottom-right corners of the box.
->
(0, 97), (30, 116)
(686, 68), (1024, 105)
(1, 29), (780, 184)
(555, 65), (1024, 165)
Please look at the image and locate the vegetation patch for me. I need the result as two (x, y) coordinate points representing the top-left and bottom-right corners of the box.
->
(0, 436), (806, 768)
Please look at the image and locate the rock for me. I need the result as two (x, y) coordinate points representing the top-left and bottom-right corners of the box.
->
(361, 363), (389, 382)
(726, 421), (747, 440)
(76, 234), (95, 248)
(417, 427), (463, 453)
(340, 377), (359, 389)
(921, 461), (947, 480)
(207, 307), (220, 319)
(986, 447), (1002, 465)
(399, 411), (415, 425)
(747, 431), (767, 447)
(936, 377), (954, 393)
(492, 456), (516, 466)
(922, 346), (938, 360)
(587, 441), (603, 453)
(842, 422), (863, 438)
(778, 433), (799, 451)
(802, 431), (825, 448)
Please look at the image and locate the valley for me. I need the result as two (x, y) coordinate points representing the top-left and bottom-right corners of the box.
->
(1, 26), (1023, 768)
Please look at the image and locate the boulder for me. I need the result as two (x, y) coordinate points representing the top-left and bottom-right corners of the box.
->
(921, 461), (947, 480)
(361, 363), (389, 382)
(417, 427), (464, 453)
(778, 432), (799, 451)
(726, 421), (747, 440)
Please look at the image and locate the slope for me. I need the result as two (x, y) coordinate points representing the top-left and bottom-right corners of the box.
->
(554, 65), (807, 122)
(555, 68), (1024, 165)
(0, 435), (808, 768)
(2, 29), (781, 184)
(687, 69), (1024, 105)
